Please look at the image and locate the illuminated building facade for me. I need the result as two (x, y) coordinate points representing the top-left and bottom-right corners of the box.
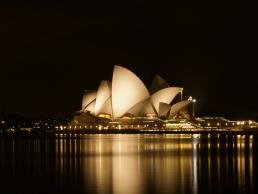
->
(82, 66), (194, 118)
(71, 65), (196, 129)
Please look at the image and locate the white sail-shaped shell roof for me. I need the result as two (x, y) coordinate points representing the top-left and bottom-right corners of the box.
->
(82, 90), (97, 111)
(127, 98), (156, 117)
(149, 75), (169, 94)
(151, 87), (182, 113)
(95, 80), (111, 115)
(159, 102), (171, 117)
(112, 65), (150, 118)
(84, 100), (96, 114)
(98, 97), (112, 115)
(169, 100), (191, 118)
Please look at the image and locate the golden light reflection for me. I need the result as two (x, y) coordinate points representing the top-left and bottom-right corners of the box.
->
(49, 134), (255, 194)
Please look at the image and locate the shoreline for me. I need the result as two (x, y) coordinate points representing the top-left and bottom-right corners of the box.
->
(1, 128), (258, 138)
(55, 128), (258, 135)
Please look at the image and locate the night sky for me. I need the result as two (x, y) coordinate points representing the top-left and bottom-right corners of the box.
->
(0, 1), (257, 119)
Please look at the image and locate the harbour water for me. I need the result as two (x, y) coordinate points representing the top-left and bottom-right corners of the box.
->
(0, 134), (257, 194)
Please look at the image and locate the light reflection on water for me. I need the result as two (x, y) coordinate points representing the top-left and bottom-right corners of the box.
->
(0, 134), (257, 194)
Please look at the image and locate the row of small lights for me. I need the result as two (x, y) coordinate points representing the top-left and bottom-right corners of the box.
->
(56, 121), (256, 130)
(204, 121), (254, 127)
(56, 123), (164, 130)
(3, 121), (256, 131)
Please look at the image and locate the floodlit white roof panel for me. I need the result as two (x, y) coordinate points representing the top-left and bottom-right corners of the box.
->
(112, 65), (150, 118)
(151, 87), (182, 113)
(95, 80), (111, 115)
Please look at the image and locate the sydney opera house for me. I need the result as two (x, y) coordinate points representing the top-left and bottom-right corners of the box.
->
(71, 65), (196, 130)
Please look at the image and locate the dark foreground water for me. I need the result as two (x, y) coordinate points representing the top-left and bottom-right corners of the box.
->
(0, 134), (257, 194)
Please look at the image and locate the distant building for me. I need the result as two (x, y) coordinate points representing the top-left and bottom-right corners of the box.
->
(195, 117), (258, 130)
